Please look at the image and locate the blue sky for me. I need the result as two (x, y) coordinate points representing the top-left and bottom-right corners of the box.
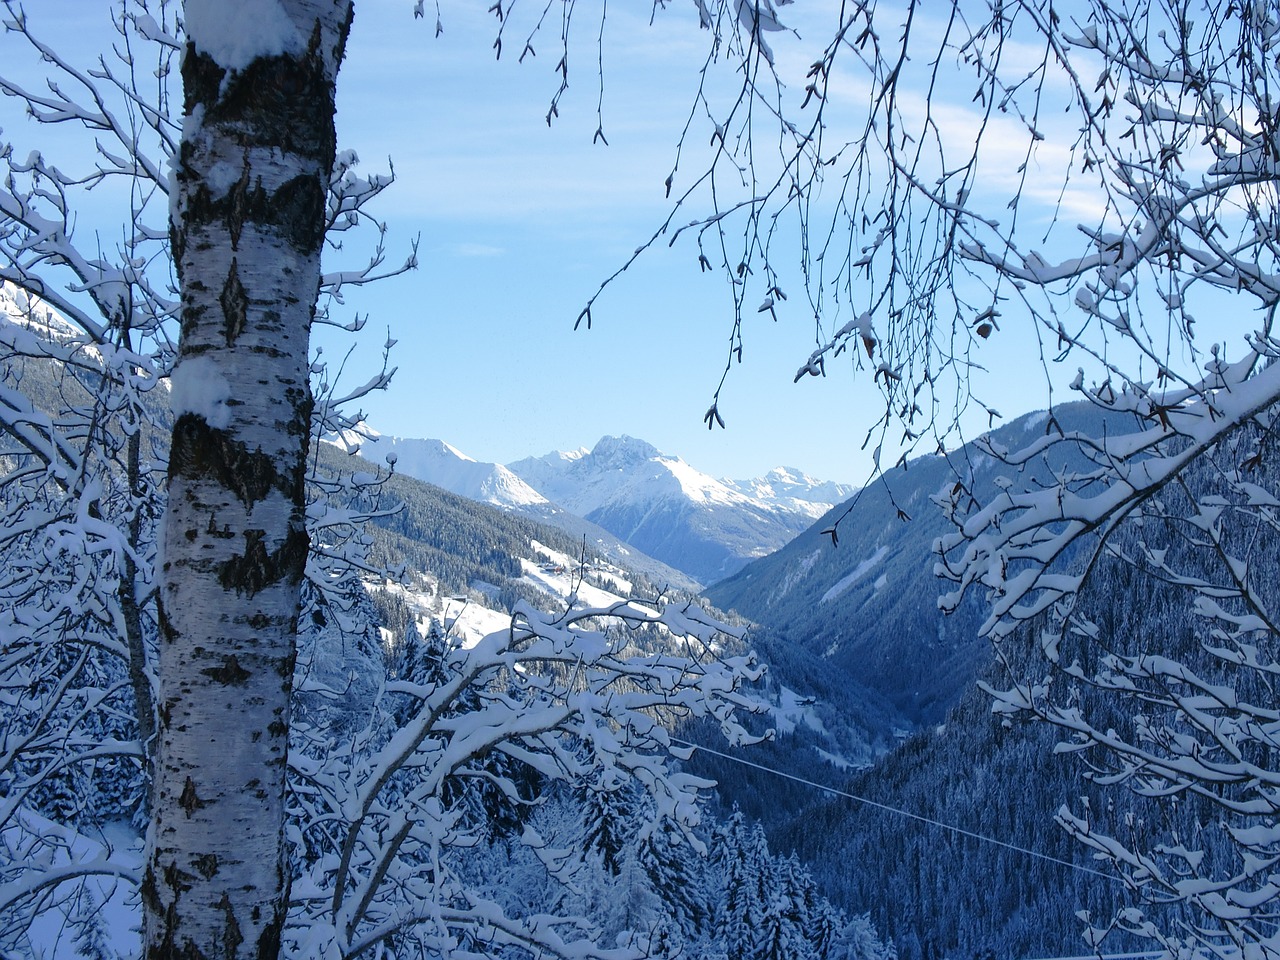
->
(2, 1), (1073, 484)
(329, 1), (881, 483)
(328, 0), (1075, 483)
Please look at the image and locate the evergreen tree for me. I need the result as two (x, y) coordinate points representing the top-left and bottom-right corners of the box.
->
(578, 777), (641, 877)
(72, 888), (115, 960)
(640, 825), (711, 941)
(713, 810), (757, 960)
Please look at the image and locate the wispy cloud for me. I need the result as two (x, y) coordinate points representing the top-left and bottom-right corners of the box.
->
(338, 6), (709, 226)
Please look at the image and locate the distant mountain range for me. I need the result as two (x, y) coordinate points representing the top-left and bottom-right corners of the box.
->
(332, 415), (1089, 740)
(510, 435), (856, 584)
(331, 433), (550, 510)
(334, 430), (855, 586)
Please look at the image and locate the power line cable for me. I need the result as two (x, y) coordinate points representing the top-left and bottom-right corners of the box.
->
(671, 737), (1123, 885)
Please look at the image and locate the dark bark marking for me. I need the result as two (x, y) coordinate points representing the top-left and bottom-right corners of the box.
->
(182, 45), (225, 116)
(220, 259), (249, 347)
(170, 220), (187, 282)
(181, 39), (336, 165)
(179, 777), (208, 818)
(221, 530), (266, 597)
(336, 5), (355, 64)
(162, 861), (193, 896)
(193, 853), (220, 880)
(177, 297), (204, 343)
(184, 173), (326, 258)
(201, 654), (251, 686)
(146, 863), (198, 959)
(169, 414), (290, 508)
(218, 893), (244, 960)
(217, 522), (308, 599)
(141, 864), (161, 916)
(257, 872), (288, 960)
(287, 389), (314, 442)
(157, 597), (178, 645)
(176, 30), (338, 297)
(272, 175), (327, 253)
(208, 516), (235, 540)
(228, 160), (250, 250)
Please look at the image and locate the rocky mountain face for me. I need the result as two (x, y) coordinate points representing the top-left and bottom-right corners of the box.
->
(327, 430), (702, 592)
(338, 429), (855, 588)
(509, 435), (853, 585)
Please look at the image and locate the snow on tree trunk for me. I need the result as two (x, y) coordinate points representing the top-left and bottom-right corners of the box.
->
(144, 3), (352, 958)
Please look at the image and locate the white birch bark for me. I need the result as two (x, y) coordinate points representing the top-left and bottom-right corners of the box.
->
(145, 3), (353, 957)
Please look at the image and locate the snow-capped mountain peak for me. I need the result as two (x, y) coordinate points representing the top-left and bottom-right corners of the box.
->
(326, 432), (548, 510)
(588, 434), (660, 467)
(510, 437), (854, 584)
(663, 456), (747, 507)
(511, 437), (747, 517)
(765, 466), (816, 486)
(331, 427), (853, 586)
(723, 466), (858, 512)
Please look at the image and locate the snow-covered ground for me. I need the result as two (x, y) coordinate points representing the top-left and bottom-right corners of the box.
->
(820, 544), (890, 603)
(373, 574), (511, 650)
(767, 685), (828, 737)
(373, 536), (650, 655)
(519, 539), (636, 609)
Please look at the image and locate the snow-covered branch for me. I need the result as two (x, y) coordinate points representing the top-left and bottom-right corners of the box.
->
(287, 588), (763, 958)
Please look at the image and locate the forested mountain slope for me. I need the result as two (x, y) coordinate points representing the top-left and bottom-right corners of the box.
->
(771, 672), (1132, 960)
(705, 404), (1122, 734)
(750, 408), (1276, 960)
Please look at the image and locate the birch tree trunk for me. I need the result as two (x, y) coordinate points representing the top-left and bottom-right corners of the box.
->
(145, 3), (353, 957)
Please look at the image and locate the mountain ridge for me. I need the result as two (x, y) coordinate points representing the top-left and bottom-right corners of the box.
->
(327, 429), (703, 593)
(333, 428), (857, 587)
(509, 435), (855, 583)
